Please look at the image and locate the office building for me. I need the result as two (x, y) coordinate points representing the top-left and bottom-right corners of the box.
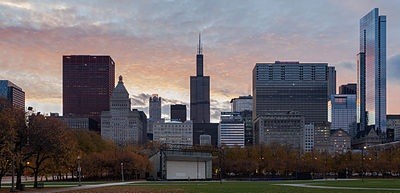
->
(199, 135), (212, 145)
(329, 129), (351, 154)
(328, 95), (357, 136)
(193, 123), (219, 147)
(313, 123), (331, 152)
(137, 110), (148, 144)
(101, 76), (145, 146)
(63, 55), (115, 131)
(230, 95), (252, 112)
(58, 117), (97, 130)
(358, 8), (387, 134)
(304, 124), (315, 152)
(171, 104), (187, 122)
(190, 34), (210, 123)
(218, 112), (245, 147)
(254, 111), (304, 150)
(149, 94), (162, 120)
(327, 66), (336, 97)
(240, 110), (253, 146)
(0, 80), (25, 109)
(339, 83), (357, 95)
(148, 94), (162, 134)
(387, 115), (400, 141)
(253, 61), (328, 124)
(153, 120), (193, 147)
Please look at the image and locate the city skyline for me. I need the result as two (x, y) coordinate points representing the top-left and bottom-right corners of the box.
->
(1, 1), (400, 122)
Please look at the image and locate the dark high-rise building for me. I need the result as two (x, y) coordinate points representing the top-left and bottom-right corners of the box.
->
(0, 80), (25, 109)
(63, 55), (115, 131)
(190, 34), (210, 123)
(193, 123), (218, 146)
(357, 53), (367, 133)
(358, 8), (387, 134)
(149, 94), (162, 120)
(253, 61), (328, 124)
(327, 66), (336, 98)
(170, 104), (186, 122)
(339, 83), (357, 95)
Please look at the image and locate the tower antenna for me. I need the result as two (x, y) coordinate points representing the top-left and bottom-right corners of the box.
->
(198, 33), (202, 54)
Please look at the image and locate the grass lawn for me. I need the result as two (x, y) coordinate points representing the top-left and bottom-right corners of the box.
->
(308, 179), (400, 188)
(61, 179), (400, 193)
(2, 179), (400, 192)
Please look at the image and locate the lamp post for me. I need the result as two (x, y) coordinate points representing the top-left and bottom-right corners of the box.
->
(120, 162), (124, 182)
(361, 146), (366, 182)
(77, 156), (81, 186)
(25, 162), (30, 181)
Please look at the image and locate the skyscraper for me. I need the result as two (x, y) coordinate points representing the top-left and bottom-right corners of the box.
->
(63, 55), (115, 131)
(147, 94), (162, 135)
(101, 76), (145, 146)
(358, 8), (387, 134)
(0, 80), (25, 109)
(339, 83), (357, 95)
(328, 95), (357, 136)
(190, 34), (210, 123)
(327, 66), (336, 98)
(254, 111), (304, 149)
(149, 94), (161, 120)
(170, 104), (187, 122)
(230, 95), (252, 112)
(252, 61), (328, 124)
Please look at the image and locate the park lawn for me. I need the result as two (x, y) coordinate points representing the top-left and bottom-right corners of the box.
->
(308, 179), (400, 188)
(57, 180), (400, 193)
(3, 179), (400, 192)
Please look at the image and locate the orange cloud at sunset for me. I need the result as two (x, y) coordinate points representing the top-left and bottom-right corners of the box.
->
(1, 0), (400, 122)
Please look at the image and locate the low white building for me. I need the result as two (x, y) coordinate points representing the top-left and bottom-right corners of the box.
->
(101, 76), (145, 146)
(149, 150), (212, 180)
(153, 120), (193, 146)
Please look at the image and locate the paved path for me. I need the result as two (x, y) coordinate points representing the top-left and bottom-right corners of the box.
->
(24, 181), (142, 193)
(277, 183), (400, 191)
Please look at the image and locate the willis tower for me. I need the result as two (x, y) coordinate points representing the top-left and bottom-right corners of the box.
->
(190, 34), (210, 123)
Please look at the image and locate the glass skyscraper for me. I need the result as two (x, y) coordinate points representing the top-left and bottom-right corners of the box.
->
(0, 80), (25, 109)
(358, 8), (386, 134)
(328, 95), (357, 137)
(252, 61), (328, 124)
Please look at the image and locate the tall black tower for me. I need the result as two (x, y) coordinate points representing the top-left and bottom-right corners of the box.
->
(190, 34), (210, 123)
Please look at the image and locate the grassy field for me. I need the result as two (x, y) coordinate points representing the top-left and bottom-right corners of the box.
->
(119, 180), (400, 193)
(2, 179), (400, 192)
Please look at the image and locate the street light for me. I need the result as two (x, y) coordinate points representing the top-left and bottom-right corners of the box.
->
(77, 156), (81, 186)
(120, 162), (124, 182)
(361, 146), (366, 182)
(25, 162), (30, 181)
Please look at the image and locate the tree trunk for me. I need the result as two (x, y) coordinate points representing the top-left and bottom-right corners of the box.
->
(34, 170), (39, 188)
(0, 176), (2, 188)
(16, 163), (23, 190)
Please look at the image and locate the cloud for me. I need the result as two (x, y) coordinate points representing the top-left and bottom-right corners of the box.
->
(387, 54), (400, 83)
(0, 0), (399, 118)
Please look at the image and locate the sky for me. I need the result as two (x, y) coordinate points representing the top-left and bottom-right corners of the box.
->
(0, 0), (399, 122)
